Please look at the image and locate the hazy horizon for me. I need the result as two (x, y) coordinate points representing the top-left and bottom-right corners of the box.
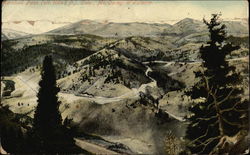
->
(2, 0), (248, 33)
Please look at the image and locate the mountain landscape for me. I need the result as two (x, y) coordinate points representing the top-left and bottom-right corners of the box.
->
(2, 20), (71, 34)
(47, 18), (248, 38)
(2, 18), (248, 40)
(2, 28), (31, 40)
(1, 17), (249, 154)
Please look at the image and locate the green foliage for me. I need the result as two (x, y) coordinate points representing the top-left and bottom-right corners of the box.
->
(33, 56), (62, 133)
(31, 56), (82, 153)
(185, 14), (249, 154)
(83, 52), (149, 88)
(149, 70), (185, 91)
(227, 35), (249, 48)
(1, 41), (95, 76)
(0, 106), (32, 153)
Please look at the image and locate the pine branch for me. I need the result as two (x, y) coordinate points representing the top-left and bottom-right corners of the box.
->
(217, 88), (234, 105)
(186, 14), (247, 154)
(197, 115), (217, 121)
(190, 121), (219, 145)
(196, 136), (221, 154)
(207, 87), (224, 135)
(221, 116), (243, 127)
(207, 103), (215, 110)
(220, 101), (248, 113)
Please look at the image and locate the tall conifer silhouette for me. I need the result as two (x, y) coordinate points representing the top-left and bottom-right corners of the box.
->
(185, 14), (249, 154)
(32, 56), (81, 153)
(34, 56), (61, 133)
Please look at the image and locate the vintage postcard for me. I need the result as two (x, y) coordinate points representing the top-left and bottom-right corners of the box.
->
(1, 0), (249, 154)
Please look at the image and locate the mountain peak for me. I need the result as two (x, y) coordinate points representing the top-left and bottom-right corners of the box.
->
(175, 18), (201, 25)
(182, 17), (195, 21)
(174, 18), (202, 26)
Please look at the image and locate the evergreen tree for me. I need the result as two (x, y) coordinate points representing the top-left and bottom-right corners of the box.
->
(0, 106), (28, 153)
(185, 14), (249, 154)
(32, 56), (82, 153)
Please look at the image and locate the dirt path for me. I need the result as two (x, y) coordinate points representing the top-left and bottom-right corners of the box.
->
(9, 66), (186, 121)
(74, 138), (120, 155)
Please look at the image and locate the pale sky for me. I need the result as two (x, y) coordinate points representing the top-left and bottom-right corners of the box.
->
(2, 0), (249, 23)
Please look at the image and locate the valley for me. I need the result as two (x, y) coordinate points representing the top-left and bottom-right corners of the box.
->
(1, 18), (249, 154)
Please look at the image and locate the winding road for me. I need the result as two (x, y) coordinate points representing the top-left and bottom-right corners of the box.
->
(12, 62), (186, 122)
(13, 57), (247, 119)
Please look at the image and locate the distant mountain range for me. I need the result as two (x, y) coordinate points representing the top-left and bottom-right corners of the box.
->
(162, 18), (249, 36)
(2, 20), (71, 34)
(47, 19), (172, 37)
(2, 18), (248, 40)
(2, 28), (30, 40)
(48, 18), (248, 38)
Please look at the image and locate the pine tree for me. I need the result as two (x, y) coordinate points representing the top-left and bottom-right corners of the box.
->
(185, 14), (249, 154)
(33, 55), (61, 134)
(32, 56), (81, 153)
